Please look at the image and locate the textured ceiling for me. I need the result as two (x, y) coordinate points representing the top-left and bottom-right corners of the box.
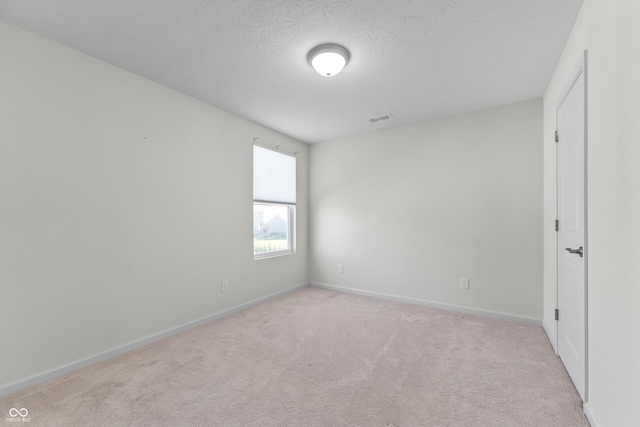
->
(0, 0), (583, 143)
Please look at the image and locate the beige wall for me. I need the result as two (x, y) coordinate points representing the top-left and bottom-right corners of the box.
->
(543, 0), (640, 425)
(310, 99), (543, 321)
(0, 19), (308, 388)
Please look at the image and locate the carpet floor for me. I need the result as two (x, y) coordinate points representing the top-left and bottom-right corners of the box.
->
(1, 287), (590, 426)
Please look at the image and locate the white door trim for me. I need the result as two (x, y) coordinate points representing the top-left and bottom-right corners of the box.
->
(555, 50), (588, 402)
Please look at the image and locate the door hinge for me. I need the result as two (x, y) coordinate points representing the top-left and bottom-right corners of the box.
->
(555, 220), (559, 232)
(555, 130), (559, 142)
(555, 309), (559, 321)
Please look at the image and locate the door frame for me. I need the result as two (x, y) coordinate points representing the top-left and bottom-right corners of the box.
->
(555, 50), (588, 402)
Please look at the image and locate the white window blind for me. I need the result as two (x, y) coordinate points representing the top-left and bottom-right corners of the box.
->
(253, 145), (296, 204)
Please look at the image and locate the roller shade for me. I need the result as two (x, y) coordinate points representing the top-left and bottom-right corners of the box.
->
(253, 145), (296, 204)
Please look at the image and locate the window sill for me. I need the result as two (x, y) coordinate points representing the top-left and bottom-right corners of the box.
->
(254, 250), (295, 260)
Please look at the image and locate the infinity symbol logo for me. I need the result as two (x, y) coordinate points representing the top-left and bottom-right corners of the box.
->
(9, 408), (28, 417)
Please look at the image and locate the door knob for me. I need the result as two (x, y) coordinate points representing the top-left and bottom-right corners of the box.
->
(565, 246), (584, 257)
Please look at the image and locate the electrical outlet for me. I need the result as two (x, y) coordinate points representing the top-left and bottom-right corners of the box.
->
(221, 280), (229, 292)
(460, 278), (470, 290)
(338, 264), (344, 274)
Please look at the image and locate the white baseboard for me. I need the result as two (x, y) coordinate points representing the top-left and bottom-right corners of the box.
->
(584, 402), (600, 427)
(0, 282), (308, 399)
(542, 321), (558, 354)
(310, 282), (542, 326)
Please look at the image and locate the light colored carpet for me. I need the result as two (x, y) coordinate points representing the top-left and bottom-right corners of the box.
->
(1, 287), (590, 426)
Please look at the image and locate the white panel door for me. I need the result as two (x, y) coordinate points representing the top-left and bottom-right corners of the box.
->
(556, 55), (587, 401)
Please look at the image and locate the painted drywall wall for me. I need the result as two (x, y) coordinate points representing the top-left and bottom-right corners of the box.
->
(309, 99), (543, 320)
(543, 0), (640, 425)
(0, 19), (308, 388)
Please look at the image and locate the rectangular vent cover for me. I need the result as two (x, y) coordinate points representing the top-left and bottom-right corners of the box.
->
(368, 114), (393, 123)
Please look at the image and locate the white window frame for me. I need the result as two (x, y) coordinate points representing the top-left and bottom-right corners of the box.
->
(253, 145), (296, 260)
(253, 202), (295, 259)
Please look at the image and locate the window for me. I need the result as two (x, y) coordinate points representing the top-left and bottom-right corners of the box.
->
(253, 145), (296, 258)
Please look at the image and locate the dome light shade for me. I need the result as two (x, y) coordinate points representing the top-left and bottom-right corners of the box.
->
(308, 44), (350, 77)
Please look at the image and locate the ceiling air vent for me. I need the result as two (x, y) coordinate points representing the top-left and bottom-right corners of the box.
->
(368, 114), (393, 124)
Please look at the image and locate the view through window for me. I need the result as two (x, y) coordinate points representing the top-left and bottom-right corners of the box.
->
(253, 203), (292, 255)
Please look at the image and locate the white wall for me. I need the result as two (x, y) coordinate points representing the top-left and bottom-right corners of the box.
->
(543, 0), (640, 425)
(309, 99), (543, 321)
(0, 19), (308, 389)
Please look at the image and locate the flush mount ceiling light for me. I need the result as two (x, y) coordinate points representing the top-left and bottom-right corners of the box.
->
(308, 44), (350, 77)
